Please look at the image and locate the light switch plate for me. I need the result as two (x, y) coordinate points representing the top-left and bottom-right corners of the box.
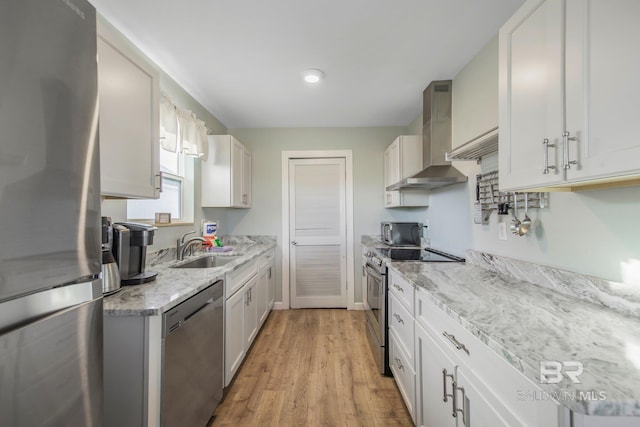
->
(498, 222), (507, 241)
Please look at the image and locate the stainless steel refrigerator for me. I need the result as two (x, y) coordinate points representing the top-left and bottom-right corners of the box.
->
(0, 0), (103, 426)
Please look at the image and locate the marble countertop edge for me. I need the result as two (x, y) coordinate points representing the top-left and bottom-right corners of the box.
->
(104, 237), (277, 316)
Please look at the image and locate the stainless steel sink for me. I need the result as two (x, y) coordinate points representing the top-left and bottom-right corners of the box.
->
(172, 255), (242, 269)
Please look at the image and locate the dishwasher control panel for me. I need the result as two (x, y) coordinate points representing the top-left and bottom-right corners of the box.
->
(162, 280), (223, 337)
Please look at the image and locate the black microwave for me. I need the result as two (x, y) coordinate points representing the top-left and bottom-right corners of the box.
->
(381, 222), (422, 246)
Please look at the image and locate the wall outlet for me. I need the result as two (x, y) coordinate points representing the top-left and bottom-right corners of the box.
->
(498, 222), (507, 241)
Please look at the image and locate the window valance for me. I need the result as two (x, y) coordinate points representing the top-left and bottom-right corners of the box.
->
(160, 94), (208, 161)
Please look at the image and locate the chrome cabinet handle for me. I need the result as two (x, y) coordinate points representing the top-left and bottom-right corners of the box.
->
(393, 284), (404, 293)
(563, 131), (578, 169)
(455, 385), (467, 425)
(442, 368), (455, 403)
(395, 357), (404, 371)
(156, 172), (163, 192)
(542, 138), (556, 174)
(393, 313), (404, 324)
(443, 332), (470, 355)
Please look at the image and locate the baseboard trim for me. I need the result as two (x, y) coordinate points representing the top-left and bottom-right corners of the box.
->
(272, 302), (364, 310)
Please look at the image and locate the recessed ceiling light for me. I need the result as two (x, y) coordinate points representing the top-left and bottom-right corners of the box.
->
(302, 69), (324, 83)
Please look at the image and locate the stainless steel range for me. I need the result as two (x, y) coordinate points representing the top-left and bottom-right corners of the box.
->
(364, 245), (464, 375)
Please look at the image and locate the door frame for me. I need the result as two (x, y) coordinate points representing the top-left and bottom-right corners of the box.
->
(279, 150), (357, 310)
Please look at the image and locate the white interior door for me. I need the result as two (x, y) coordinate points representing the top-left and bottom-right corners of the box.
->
(289, 158), (347, 308)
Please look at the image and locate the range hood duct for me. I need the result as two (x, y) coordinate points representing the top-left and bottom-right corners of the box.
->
(387, 80), (468, 191)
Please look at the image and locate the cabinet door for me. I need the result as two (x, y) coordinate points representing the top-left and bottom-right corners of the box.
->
(230, 138), (244, 207)
(267, 262), (275, 310)
(225, 289), (245, 386)
(455, 368), (516, 427)
(415, 322), (457, 427)
(242, 148), (252, 207)
(383, 143), (401, 207)
(386, 139), (401, 184)
(389, 331), (416, 423)
(97, 21), (160, 199)
(256, 269), (268, 326)
(564, 0), (640, 183)
(244, 277), (258, 348)
(499, 0), (565, 191)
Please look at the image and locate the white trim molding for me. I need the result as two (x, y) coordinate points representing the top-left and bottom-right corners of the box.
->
(281, 150), (356, 310)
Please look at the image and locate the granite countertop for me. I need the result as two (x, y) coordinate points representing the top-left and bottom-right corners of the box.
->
(361, 237), (640, 417)
(104, 236), (277, 316)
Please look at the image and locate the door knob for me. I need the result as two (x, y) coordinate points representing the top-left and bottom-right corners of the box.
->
(291, 241), (297, 245)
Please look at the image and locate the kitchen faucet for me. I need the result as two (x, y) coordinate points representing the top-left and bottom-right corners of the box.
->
(177, 231), (206, 260)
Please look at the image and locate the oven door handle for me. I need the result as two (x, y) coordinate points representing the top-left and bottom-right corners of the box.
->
(365, 264), (384, 280)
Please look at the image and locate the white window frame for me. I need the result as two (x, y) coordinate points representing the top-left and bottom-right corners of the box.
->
(127, 142), (195, 225)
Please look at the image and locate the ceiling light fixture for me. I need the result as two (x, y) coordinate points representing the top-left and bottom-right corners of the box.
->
(302, 69), (324, 83)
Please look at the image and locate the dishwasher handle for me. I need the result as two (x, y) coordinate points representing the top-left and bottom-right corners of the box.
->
(162, 280), (223, 337)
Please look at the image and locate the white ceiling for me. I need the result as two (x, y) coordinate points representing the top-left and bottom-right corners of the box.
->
(89, 0), (524, 129)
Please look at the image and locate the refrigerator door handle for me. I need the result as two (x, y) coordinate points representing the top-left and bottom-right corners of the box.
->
(0, 279), (101, 333)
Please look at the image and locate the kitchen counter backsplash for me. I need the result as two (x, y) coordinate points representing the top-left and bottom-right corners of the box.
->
(146, 235), (277, 267)
(466, 250), (640, 317)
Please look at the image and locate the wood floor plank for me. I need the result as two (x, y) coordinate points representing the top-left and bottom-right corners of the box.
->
(213, 309), (413, 426)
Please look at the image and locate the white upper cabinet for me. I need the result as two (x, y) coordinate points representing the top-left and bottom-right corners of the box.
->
(564, 0), (640, 184)
(202, 135), (252, 208)
(499, 0), (566, 190)
(97, 18), (160, 198)
(499, 0), (640, 191)
(383, 135), (428, 208)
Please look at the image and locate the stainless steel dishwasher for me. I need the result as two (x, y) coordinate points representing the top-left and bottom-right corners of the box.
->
(161, 280), (224, 427)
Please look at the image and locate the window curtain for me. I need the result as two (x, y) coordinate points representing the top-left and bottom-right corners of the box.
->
(160, 95), (178, 152)
(160, 94), (208, 160)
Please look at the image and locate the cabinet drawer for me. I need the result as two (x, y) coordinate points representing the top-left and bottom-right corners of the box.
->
(388, 270), (414, 314)
(225, 259), (257, 298)
(389, 330), (416, 423)
(415, 287), (560, 426)
(388, 293), (414, 366)
(258, 249), (275, 270)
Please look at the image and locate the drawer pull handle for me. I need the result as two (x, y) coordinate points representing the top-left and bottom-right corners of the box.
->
(393, 284), (404, 292)
(443, 331), (470, 355)
(395, 357), (405, 372)
(394, 313), (404, 324)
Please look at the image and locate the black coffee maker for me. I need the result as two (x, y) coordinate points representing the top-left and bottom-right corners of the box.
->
(112, 222), (158, 285)
(101, 217), (121, 295)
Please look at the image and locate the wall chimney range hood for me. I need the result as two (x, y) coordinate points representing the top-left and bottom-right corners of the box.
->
(387, 80), (468, 191)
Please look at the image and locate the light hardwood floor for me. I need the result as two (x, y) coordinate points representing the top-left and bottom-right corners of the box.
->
(212, 309), (413, 426)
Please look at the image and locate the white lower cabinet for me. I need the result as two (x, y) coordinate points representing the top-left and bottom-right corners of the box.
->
(243, 275), (258, 349)
(224, 287), (246, 387)
(256, 268), (268, 326)
(388, 270), (417, 423)
(266, 261), (275, 310)
(258, 249), (275, 322)
(389, 330), (416, 423)
(415, 321), (457, 427)
(224, 251), (276, 387)
(455, 362), (519, 427)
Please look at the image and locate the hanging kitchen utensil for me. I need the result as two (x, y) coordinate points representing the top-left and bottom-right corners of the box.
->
(510, 192), (531, 236)
(474, 175), (482, 224)
(510, 193), (521, 235)
(519, 193), (532, 235)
